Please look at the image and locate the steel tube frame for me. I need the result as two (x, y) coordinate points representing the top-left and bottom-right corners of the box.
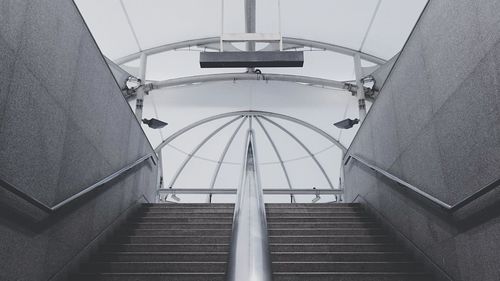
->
(259, 115), (336, 190)
(155, 110), (347, 153)
(207, 116), (248, 203)
(151, 72), (349, 92)
(254, 116), (295, 203)
(354, 53), (367, 121)
(134, 53), (147, 121)
(114, 37), (386, 65)
(158, 188), (343, 195)
(167, 116), (242, 188)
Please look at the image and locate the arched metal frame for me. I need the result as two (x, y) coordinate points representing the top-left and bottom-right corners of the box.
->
(254, 117), (294, 202)
(155, 110), (347, 153)
(258, 115), (335, 190)
(207, 116), (248, 203)
(114, 37), (386, 93)
(167, 115), (243, 188)
(114, 37), (386, 65)
(150, 72), (351, 92)
(158, 110), (346, 193)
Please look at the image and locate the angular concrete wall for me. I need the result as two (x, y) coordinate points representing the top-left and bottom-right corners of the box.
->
(0, 0), (157, 280)
(344, 0), (500, 280)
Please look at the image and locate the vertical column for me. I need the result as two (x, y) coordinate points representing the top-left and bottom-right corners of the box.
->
(353, 53), (367, 121)
(135, 53), (147, 121)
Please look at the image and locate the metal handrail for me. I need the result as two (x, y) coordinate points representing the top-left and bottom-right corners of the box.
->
(0, 153), (157, 213)
(227, 130), (272, 281)
(346, 153), (500, 212)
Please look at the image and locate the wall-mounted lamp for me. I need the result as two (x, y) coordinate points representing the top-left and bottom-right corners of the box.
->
(334, 118), (360, 129)
(142, 118), (168, 129)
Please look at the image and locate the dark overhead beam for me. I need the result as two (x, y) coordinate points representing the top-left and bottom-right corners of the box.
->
(200, 51), (304, 68)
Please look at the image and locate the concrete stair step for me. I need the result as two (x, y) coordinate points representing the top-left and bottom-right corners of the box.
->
(272, 272), (430, 281)
(132, 213), (234, 219)
(268, 228), (385, 235)
(267, 207), (362, 212)
(267, 222), (378, 228)
(272, 261), (422, 272)
(267, 212), (365, 217)
(83, 262), (226, 273)
(267, 216), (372, 222)
(140, 208), (234, 214)
(271, 252), (410, 262)
(266, 203), (360, 207)
(116, 235), (231, 244)
(121, 228), (232, 236)
(269, 235), (391, 243)
(270, 243), (399, 252)
(132, 217), (233, 223)
(97, 252), (228, 262)
(75, 272), (225, 281)
(103, 243), (229, 252)
(126, 223), (233, 229)
(143, 203), (234, 208)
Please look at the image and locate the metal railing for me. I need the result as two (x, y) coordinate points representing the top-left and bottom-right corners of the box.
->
(158, 188), (343, 195)
(346, 153), (500, 212)
(227, 130), (272, 281)
(0, 153), (157, 213)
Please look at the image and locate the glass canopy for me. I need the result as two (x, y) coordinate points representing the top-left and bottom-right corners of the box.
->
(74, 0), (428, 203)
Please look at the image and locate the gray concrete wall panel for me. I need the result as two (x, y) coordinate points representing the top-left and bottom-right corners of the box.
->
(0, 0), (157, 280)
(345, 0), (500, 280)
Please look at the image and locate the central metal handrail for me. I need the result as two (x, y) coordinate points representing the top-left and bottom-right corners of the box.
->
(227, 130), (272, 281)
(346, 153), (500, 212)
(0, 153), (157, 213)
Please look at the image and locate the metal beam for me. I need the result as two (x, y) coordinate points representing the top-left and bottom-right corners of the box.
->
(151, 72), (350, 92)
(244, 0), (256, 52)
(114, 37), (386, 65)
(167, 116), (242, 188)
(254, 116), (294, 202)
(259, 115), (336, 190)
(208, 116), (248, 203)
(354, 53), (367, 121)
(159, 188), (344, 195)
(134, 53), (147, 121)
(154, 110), (347, 153)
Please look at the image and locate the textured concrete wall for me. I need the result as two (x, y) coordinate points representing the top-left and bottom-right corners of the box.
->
(344, 0), (500, 280)
(0, 0), (157, 280)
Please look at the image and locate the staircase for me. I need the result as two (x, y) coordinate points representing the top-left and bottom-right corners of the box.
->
(76, 203), (234, 281)
(75, 202), (433, 281)
(267, 203), (433, 281)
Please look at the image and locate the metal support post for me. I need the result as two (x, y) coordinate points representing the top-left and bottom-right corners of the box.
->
(354, 53), (367, 121)
(135, 53), (147, 121)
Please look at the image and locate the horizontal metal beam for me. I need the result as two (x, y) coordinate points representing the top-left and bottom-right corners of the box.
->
(151, 73), (350, 91)
(159, 188), (344, 195)
(200, 51), (304, 68)
(114, 37), (386, 65)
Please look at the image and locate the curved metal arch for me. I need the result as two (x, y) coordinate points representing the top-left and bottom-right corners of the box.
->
(258, 115), (335, 190)
(207, 116), (248, 203)
(254, 116), (294, 202)
(114, 36), (386, 65)
(167, 116), (243, 188)
(150, 72), (350, 92)
(155, 110), (347, 153)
